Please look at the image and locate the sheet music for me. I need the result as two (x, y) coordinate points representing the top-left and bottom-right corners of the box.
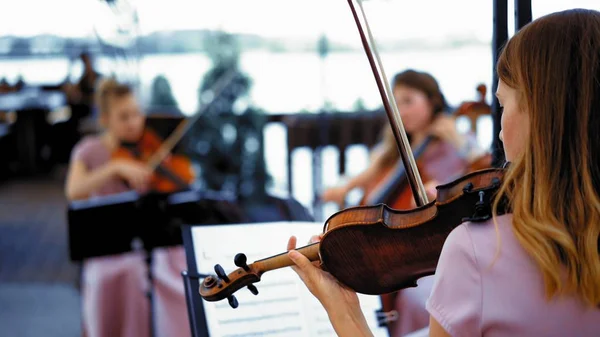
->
(192, 222), (388, 337)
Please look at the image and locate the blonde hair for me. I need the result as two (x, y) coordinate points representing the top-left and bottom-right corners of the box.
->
(492, 8), (600, 306)
(95, 77), (133, 116)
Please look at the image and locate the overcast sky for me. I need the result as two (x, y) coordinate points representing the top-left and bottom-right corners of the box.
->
(0, 0), (597, 44)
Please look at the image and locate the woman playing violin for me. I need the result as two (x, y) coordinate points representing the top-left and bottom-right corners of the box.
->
(322, 69), (486, 336)
(322, 69), (485, 209)
(65, 78), (191, 337)
(65, 79), (152, 200)
(288, 8), (600, 337)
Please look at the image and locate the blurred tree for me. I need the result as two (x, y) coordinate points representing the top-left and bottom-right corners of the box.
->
(184, 30), (271, 201)
(353, 97), (367, 111)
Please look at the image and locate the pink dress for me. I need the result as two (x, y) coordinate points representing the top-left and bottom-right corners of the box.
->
(389, 140), (472, 336)
(71, 136), (191, 337)
(427, 214), (600, 336)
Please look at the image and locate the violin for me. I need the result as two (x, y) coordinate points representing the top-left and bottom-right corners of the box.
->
(363, 92), (494, 324)
(111, 127), (195, 193)
(200, 168), (506, 308)
(111, 71), (237, 194)
(198, 0), (508, 310)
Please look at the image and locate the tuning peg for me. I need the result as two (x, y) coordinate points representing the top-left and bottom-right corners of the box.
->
(227, 295), (239, 309)
(214, 264), (230, 283)
(234, 253), (250, 271)
(247, 284), (258, 295)
(203, 276), (217, 289)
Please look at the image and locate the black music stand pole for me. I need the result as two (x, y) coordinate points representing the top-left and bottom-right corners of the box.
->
(181, 271), (212, 337)
(129, 239), (158, 337)
(143, 244), (156, 337)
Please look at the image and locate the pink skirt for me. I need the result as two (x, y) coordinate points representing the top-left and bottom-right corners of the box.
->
(389, 275), (435, 337)
(81, 246), (190, 337)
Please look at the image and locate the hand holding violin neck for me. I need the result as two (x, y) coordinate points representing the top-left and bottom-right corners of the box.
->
(199, 243), (320, 305)
(255, 242), (320, 271)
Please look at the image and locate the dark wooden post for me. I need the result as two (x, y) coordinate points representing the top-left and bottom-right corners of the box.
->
(515, 0), (532, 30)
(491, 0), (509, 167)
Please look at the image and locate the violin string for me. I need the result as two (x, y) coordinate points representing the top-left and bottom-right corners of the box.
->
(147, 70), (238, 170)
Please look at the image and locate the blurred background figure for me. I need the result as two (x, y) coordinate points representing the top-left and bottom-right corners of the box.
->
(149, 75), (179, 111)
(321, 69), (486, 210)
(63, 52), (102, 112)
(51, 52), (104, 163)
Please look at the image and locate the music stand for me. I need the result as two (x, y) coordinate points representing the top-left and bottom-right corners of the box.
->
(181, 229), (211, 337)
(180, 196), (314, 337)
(67, 189), (240, 337)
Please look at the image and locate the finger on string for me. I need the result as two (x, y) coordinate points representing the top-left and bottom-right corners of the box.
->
(287, 237), (302, 274)
(288, 249), (315, 271)
(288, 249), (310, 283)
(287, 236), (297, 251)
(309, 235), (321, 244)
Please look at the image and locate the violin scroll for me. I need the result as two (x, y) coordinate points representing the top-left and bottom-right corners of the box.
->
(200, 244), (321, 308)
(200, 257), (261, 308)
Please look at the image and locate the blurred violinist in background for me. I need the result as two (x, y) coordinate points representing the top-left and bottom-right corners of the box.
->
(62, 52), (102, 113)
(65, 78), (191, 337)
(322, 70), (487, 209)
(321, 69), (488, 336)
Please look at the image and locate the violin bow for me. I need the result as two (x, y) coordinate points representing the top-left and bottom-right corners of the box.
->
(146, 70), (237, 171)
(347, 0), (428, 206)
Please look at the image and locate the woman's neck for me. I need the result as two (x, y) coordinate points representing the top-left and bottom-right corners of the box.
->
(411, 132), (427, 147)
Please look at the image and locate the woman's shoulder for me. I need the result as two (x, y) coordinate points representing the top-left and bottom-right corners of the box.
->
(442, 217), (600, 335)
(451, 214), (520, 264)
(437, 214), (522, 278)
(71, 135), (108, 163)
(426, 214), (524, 335)
(74, 135), (104, 152)
(460, 213), (514, 242)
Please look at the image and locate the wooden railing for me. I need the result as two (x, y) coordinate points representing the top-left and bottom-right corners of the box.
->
(266, 111), (387, 192)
